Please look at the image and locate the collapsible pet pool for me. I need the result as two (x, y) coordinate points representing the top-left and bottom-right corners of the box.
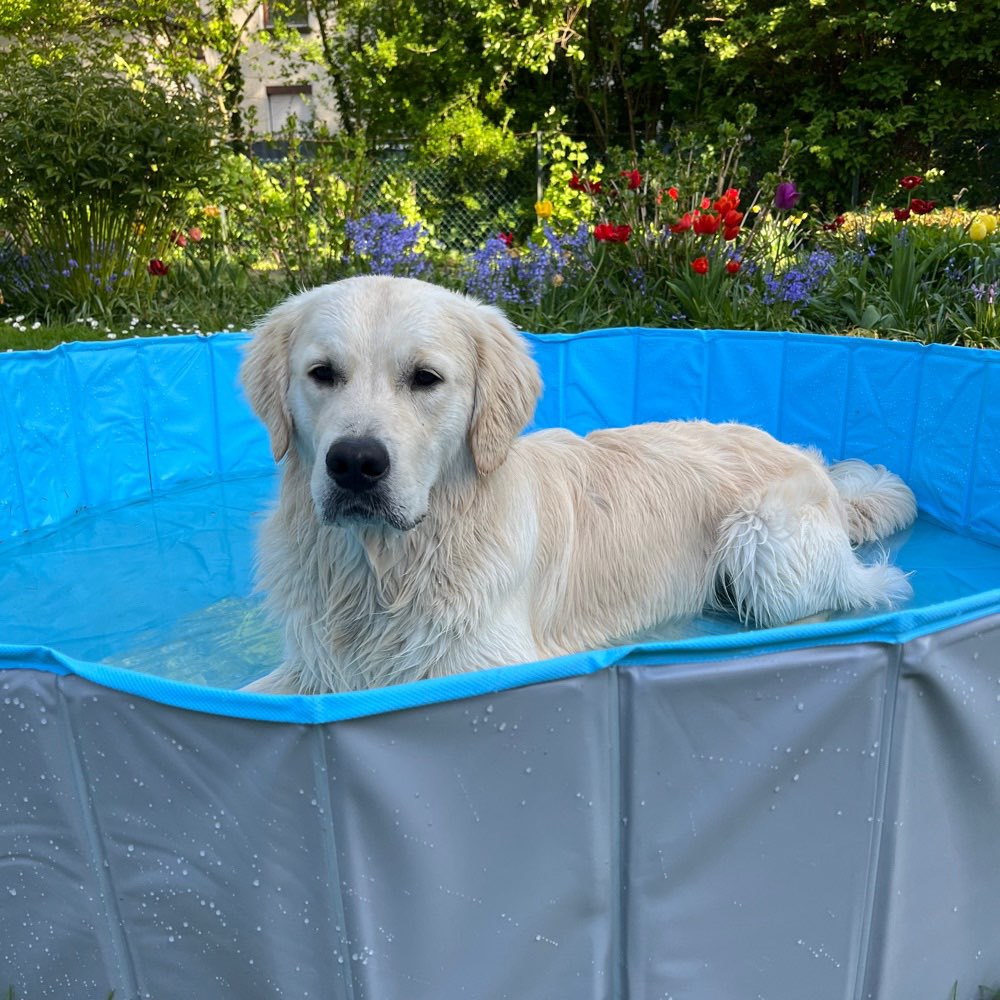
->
(2, 329), (999, 999)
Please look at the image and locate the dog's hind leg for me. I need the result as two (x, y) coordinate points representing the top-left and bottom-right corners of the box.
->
(709, 476), (912, 628)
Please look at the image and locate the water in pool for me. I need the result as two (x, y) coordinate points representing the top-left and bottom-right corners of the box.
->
(1, 471), (998, 688)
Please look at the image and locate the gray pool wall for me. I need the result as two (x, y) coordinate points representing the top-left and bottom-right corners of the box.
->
(2, 330), (999, 999)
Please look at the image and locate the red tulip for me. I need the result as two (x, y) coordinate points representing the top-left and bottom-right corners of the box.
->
(691, 256), (710, 275)
(148, 259), (169, 276)
(726, 260), (741, 274)
(569, 173), (602, 194)
(900, 176), (923, 190)
(693, 213), (722, 236)
(620, 169), (642, 191)
(594, 222), (632, 243)
(910, 198), (936, 215)
(670, 212), (694, 234)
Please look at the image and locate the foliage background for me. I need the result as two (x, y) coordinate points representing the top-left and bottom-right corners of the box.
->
(0, 0), (998, 348)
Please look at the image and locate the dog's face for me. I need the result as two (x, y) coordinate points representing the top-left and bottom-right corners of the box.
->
(241, 276), (541, 531)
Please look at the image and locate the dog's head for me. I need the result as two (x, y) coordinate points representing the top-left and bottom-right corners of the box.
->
(241, 275), (541, 531)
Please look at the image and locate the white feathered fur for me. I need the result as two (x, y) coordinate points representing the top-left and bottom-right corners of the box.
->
(241, 275), (917, 694)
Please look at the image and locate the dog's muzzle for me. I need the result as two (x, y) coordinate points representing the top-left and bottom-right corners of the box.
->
(326, 437), (390, 493)
(320, 436), (418, 530)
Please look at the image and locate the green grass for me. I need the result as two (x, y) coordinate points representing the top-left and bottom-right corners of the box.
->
(0, 318), (245, 353)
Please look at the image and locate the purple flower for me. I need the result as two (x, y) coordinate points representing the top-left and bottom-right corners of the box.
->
(760, 249), (836, 310)
(973, 282), (997, 306)
(464, 223), (592, 308)
(343, 212), (429, 278)
(773, 182), (801, 211)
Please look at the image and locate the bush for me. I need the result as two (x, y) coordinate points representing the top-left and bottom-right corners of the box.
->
(0, 43), (222, 320)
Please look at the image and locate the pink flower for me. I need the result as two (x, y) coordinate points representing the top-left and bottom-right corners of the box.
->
(187, 226), (203, 242)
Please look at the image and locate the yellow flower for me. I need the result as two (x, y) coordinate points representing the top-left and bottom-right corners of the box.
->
(204, 204), (221, 219)
(534, 199), (554, 220)
(981, 214), (997, 234)
(970, 219), (988, 241)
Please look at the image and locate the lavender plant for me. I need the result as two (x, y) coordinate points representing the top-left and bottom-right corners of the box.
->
(343, 212), (431, 279)
(464, 223), (592, 314)
(760, 249), (838, 316)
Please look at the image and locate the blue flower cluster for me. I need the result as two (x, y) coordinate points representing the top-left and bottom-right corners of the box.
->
(972, 282), (997, 306)
(0, 240), (129, 297)
(465, 223), (591, 307)
(343, 212), (429, 278)
(760, 249), (837, 314)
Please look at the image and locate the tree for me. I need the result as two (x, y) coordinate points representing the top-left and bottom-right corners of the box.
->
(699, 0), (1000, 206)
(1, 0), (261, 143)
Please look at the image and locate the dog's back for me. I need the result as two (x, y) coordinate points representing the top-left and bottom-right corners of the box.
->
(515, 421), (916, 643)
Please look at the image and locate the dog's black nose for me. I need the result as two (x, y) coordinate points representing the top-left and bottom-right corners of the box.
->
(326, 437), (390, 493)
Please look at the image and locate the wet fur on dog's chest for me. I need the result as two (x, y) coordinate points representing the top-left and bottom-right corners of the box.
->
(259, 463), (534, 691)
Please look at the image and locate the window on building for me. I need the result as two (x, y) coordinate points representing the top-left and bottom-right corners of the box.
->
(266, 85), (314, 133)
(263, 0), (310, 30)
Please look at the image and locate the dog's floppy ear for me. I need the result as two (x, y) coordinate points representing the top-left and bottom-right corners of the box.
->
(468, 304), (542, 475)
(241, 296), (300, 462)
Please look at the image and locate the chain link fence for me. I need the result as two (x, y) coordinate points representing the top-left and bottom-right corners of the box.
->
(250, 135), (540, 251)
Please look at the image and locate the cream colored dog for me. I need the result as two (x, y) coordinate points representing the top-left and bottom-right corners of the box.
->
(241, 275), (916, 694)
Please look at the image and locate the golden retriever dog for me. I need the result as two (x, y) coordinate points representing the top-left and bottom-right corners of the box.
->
(241, 275), (916, 694)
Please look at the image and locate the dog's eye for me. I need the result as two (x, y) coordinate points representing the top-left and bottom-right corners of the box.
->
(411, 368), (443, 390)
(308, 364), (340, 385)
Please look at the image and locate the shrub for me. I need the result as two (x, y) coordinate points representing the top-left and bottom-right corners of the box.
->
(0, 43), (222, 320)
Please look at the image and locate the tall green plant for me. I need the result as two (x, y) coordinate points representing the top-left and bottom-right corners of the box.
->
(0, 45), (222, 319)
(236, 124), (377, 288)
